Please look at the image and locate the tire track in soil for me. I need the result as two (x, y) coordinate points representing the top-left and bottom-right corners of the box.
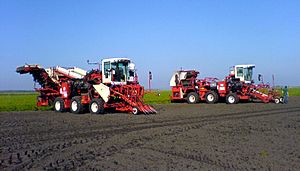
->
(2, 106), (299, 139)
(1, 107), (299, 170)
(50, 108), (300, 170)
(1, 135), (108, 170)
(1, 106), (299, 148)
(141, 147), (237, 171)
(1, 106), (297, 138)
(81, 107), (300, 171)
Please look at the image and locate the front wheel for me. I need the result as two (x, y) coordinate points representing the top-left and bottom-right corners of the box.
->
(226, 93), (239, 104)
(187, 92), (199, 104)
(70, 96), (85, 114)
(89, 98), (105, 114)
(53, 97), (66, 112)
(205, 91), (218, 104)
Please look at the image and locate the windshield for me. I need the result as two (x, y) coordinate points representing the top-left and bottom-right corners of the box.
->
(244, 67), (253, 81)
(111, 61), (128, 82)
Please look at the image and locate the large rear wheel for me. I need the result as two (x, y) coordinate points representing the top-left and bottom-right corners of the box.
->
(187, 92), (199, 104)
(89, 98), (105, 114)
(53, 97), (66, 112)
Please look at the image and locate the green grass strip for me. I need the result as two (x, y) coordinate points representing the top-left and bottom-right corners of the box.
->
(0, 88), (299, 112)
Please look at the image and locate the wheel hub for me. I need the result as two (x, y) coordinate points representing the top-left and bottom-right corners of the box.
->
(228, 96), (235, 103)
(207, 94), (214, 101)
(132, 108), (138, 115)
(55, 101), (61, 111)
(91, 102), (98, 113)
(189, 95), (196, 103)
(71, 101), (78, 111)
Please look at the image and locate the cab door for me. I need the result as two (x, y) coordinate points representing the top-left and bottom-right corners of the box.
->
(235, 67), (244, 82)
(102, 61), (111, 84)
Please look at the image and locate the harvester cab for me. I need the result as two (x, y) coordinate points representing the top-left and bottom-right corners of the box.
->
(230, 64), (255, 84)
(102, 58), (136, 85)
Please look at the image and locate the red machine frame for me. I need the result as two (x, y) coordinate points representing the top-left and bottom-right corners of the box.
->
(170, 69), (282, 104)
(16, 63), (156, 115)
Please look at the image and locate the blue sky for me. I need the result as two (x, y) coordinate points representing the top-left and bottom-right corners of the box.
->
(0, 0), (299, 90)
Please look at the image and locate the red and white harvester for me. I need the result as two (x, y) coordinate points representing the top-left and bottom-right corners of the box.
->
(16, 58), (157, 114)
(170, 64), (282, 104)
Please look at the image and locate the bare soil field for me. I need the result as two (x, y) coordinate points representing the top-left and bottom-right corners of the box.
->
(0, 97), (299, 171)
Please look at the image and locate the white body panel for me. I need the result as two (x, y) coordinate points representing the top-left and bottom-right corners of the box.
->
(170, 71), (188, 86)
(179, 72), (187, 80)
(56, 66), (85, 79)
(44, 66), (87, 84)
(70, 67), (87, 76)
(45, 68), (60, 84)
(170, 72), (178, 86)
(93, 83), (110, 102)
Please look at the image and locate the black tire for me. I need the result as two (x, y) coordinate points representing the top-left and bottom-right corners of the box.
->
(53, 97), (66, 112)
(274, 98), (280, 104)
(226, 93), (239, 104)
(279, 97), (284, 103)
(187, 92), (199, 104)
(70, 96), (84, 114)
(48, 98), (54, 107)
(205, 91), (218, 104)
(89, 98), (105, 114)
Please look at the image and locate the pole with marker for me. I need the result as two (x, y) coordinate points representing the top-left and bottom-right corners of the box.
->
(149, 71), (152, 92)
(272, 74), (275, 88)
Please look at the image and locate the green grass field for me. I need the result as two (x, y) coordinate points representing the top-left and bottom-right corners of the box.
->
(144, 90), (172, 104)
(0, 88), (299, 112)
(0, 92), (53, 112)
(288, 87), (300, 96)
(0, 93), (38, 112)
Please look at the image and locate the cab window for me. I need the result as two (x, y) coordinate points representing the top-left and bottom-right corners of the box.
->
(237, 67), (243, 77)
(104, 62), (110, 78)
(244, 68), (253, 81)
(111, 62), (127, 82)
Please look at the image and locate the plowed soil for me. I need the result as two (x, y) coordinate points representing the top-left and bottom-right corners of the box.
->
(1, 97), (299, 170)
